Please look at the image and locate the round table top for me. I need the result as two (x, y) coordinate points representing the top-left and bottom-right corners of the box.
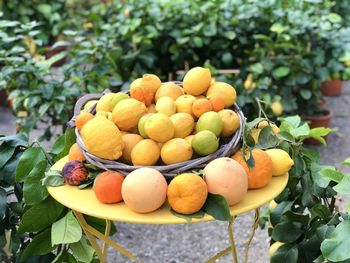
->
(48, 156), (288, 224)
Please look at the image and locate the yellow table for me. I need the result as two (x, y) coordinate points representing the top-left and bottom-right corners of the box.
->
(48, 157), (288, 263)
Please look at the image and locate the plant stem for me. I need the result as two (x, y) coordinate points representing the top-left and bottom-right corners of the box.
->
(228, 219), (239, 263)
(244, 208), (260, 263)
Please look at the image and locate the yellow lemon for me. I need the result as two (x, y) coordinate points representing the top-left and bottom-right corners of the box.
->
(183, 67), (212, 95)
(147, 104), (157, 113)
(144, 113), (174, 143)
(83, 100), (98, 111)
(271, 101), (283, 116)
(184, 135), (194, 145)
(218, 109), (240, 137)
(138, 113), (153, 138)
(175, 95), (196, 116)
(170, 113), (195, 138)
(155, 97), (176, 116)
(161, 138), (193, 165)
(206, 82), (237, 107)
(269, 242), (284, 257)
(265, 149), (294, 176)
(81, 117), (124, 160)
(131, 139), (160, 166)
(112, 98), (147, 131)
(121, 133), (143, 164)
(96, 92), (129, 112)
(155, 82), (184, 102)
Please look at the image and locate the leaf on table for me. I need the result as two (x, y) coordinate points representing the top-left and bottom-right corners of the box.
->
(321, 221), (350, 262)
(51, 211), (82, 245)
(170, 209), (205, 222)
(202, 193), (232, 221)
(42, 170), (64, 187)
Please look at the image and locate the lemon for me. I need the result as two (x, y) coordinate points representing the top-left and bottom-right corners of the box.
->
(81, 117), (124, 160)
(218, 109), (240, 137)
(138, 113), (153, 138)
(183, 67), (211, 95)
(96, 92), (129, 112)
(192, 130), (219, 156)
(144, 113), (174, 143)
(155, 97), (176, 116)
(196, 111), (223, 137)
(170, 113), (195, 138)
(112, 98), (147, 131)
(269, 242), (284, 257)
(271, 101), (283, 116)
(206, 82), (237, 107)
(265, 149), (294, 176)
(184, 135), (194, 145)
(268, 200), (278, 211)
(131, 139), (160, 166)
(161, 138), (192, 165)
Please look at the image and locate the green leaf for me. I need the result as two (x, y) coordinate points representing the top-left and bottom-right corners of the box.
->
(310, 204), (332, 221)
(16, 147), (46, 182)
(271, 244), (298, 263)
(18, 197), (63, 233)
(270, 23), (288, 34)
(52, 211), (82, 245)
(21, 229), (54, 261)
(249, 63), (264, 74)
(84, 215), (117, 236)
(272, 221), (304, 243)
(42, 170), (64, 187)
(333, 176), (350, 195)
(327, 13), (342, 23)
(311, 164), (330, 188)
(193, 36), (203, 48)
(300, 90), (312, 100)
(341, 157), (350, 166)
(224, 31), (236, 40)
(170, 209), (205, 222)
(319, 168), (343, 183)
(272, 67), (290, 79)
(279, 116), (301, 129)
(23, 160), (49, 205)
(258, 126), (279, 148)
(270, 201), (294, 226)
(0, 188), (6, 220)
(0, 144), (16, 168)
(321, 221), (350, 261)
(55, 128), (76, 161)
(290, 123), (310, 138)
(70, 238), (95, 263)
(202, 193), (232, 221)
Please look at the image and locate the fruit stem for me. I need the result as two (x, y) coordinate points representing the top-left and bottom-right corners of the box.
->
(228, 219), (239, 263)
(244, 208), (260, 263)
(255, 97), (270, 120)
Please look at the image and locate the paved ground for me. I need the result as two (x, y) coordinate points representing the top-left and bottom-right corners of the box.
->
(0, 82), (349, 262)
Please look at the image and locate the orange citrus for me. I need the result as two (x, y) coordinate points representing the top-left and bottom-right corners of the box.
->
(167, 173), (208, 214)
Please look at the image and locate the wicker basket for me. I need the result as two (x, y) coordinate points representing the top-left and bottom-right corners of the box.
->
(68, 85), (245, 178)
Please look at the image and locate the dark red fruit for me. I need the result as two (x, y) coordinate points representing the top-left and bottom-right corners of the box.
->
(62, 161), (87, 185)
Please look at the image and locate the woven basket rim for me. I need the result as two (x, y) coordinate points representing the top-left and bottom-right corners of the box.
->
(69, 85), (245, 178)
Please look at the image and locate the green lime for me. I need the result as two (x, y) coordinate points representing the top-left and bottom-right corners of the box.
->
(192, 130), (219, 156)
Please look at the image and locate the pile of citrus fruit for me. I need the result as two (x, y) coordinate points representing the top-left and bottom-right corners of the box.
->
(63, 66), (295, 215)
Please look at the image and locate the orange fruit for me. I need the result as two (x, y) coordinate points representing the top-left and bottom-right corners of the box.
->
(167, 173), (208, 214)
(141, 74), (162, 94)
(122, 168), (167, 213)
(68, 143), (86, 162)
(155, 82), (184, 102)
(183, 67), (211, 95)
(130, 85), (154, 106)
(204, 157), (247, 206)
(192, 98), (213, 118)
(208, 94), (225, 112)
(232, 149), (273, 189)
(121, 133), (143, 164)
(206, 82), (237, 107)
(75, 112), (94, 130)
(93, 171), (124, 204)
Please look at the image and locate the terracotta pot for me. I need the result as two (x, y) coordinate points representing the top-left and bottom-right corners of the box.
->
(320, 80), (342, 97)
(304, 109), (333, 145)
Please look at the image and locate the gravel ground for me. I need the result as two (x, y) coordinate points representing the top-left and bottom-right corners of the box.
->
(0, 82), (349, 263)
